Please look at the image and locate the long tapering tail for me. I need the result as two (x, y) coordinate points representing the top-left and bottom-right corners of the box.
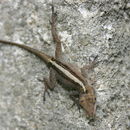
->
(0, 40), (52, 64)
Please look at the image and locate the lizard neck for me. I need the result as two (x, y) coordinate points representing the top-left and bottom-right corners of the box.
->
(50, 58), (87, 92)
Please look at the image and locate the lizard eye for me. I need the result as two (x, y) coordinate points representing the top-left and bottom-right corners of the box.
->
(80, 100), (84, 103)
(80, 99), (85, 103)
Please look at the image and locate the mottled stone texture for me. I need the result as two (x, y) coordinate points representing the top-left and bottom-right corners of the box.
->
(0, 0), (130, 130)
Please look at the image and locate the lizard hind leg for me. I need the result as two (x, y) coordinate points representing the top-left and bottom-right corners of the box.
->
(50, 5), (62, 60)
(42, 68), (58, 101)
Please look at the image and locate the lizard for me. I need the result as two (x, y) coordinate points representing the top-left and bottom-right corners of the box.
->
(0, 5), (97, 119)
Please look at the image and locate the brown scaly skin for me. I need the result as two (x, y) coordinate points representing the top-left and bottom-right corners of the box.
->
(79, 86), (96, 119)
(0, 5), (97, 119)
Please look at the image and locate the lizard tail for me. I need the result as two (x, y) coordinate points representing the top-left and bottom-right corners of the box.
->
(0, 40), (52, 64)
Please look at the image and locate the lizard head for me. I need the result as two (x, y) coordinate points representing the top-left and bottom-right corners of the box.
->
(79, 86), (96, 119)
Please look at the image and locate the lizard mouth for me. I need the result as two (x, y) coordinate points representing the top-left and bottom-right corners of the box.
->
(87, 112), (96, 119)
(79, 93), (96, 119)
(87, 103), (96, 119)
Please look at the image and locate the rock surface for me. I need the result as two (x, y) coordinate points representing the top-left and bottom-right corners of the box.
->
(0, 0), (129, 130)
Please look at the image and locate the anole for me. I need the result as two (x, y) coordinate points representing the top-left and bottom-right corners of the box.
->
(0, 6), (96, 119)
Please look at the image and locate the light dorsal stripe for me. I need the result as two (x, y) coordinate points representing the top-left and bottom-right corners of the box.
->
(50, 60), (86, 92)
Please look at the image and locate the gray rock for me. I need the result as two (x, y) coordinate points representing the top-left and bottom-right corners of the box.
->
(0, 0), (129, 130)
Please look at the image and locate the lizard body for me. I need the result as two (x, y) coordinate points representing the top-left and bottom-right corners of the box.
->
(0, 5), (96, 119)
(0, 40), (86, 92)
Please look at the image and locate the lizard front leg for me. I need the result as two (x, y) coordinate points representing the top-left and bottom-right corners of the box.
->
(81, 56), (98, 76)
(81, 56), (98, 85)
(69, 91), (81, 112)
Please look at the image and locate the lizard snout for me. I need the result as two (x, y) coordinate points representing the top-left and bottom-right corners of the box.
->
(79, 91), (96, 119)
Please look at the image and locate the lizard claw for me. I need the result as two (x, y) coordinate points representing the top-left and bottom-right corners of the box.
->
(38, 78), (51, 102)
(43, 89), (50, 102)
(69, 101), (81, 113)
